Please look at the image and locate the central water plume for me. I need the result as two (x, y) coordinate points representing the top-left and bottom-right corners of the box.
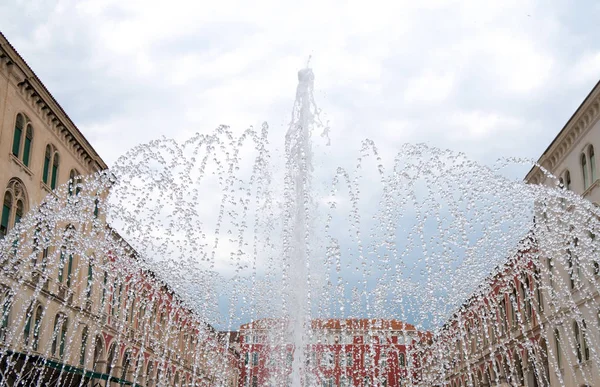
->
(283, 67), (320, 386)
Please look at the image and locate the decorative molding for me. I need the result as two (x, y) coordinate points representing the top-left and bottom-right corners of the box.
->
(526, 85), (600, 185)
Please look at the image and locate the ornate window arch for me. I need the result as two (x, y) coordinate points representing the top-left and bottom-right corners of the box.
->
(1, 179), (28, 238)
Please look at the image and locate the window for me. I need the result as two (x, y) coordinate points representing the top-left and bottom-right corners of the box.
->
(321, 378), (334, 387)
(51, 153), (60, 190)
(510, 287), (518, 327)
(554, 329), (561, 368)
(547, 258), (554, 289)
(1, 192), (11, 238)
(399, 353), (405, 367)
(379, 352), (388, 369)
(58, 243), (74, 288)
(23, 303), (34, 346)
(582, 153), (589, 189)
(564, 170), (571, 190)
(522, 277), (533, 321)
(574, 320), (590, 363)
(23, 125), (33, 167)
(12, 114), (24, 158)
(340, 352), (353, 367)
(1, 179), (28, 239)
(251, 351), (259, 366)
(94, 198), (100, 218)
(43, 145), (51, 184)
(340, 376), (352, 387)
(42, 145), (60, 189)
(0, 290), (13, 342)
(10, 114), (33, 166)
(87, 263), (93, 299)
(32, 305), (42, 351)
(590, 145), (597, 183)
(51, 314), (68, 359)
(251, 376), (258, 387)
(80, 326), (88, 366)
(68, 169), (82, 196)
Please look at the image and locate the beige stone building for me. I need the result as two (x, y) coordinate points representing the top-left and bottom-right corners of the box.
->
(524, 80), (600, 386)
(0, 32), (240, 386)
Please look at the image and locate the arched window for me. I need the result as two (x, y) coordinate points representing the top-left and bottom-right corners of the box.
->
(80, 326), (88, 366)
(574, 321), (582, 362)
(93, 336), (104, 373)
(121, 349), (132, 382)
(15, 200), (23, 226)
(1, 180), (28, 239)
(1, 192), (12, 238)
(68, 169), (81, 196)
(522, 277), (533, 321)
(94, 198), (100, 218)
(12, 114), (24, 158)
(51, 152), (60, 190)
(51, 313), (68, 359)
(582, 153), (589, 189)
(106, 343), (117, 375)
(515, 354), (524, 385)
(590, 145), (597, 183)
(564, 170), (571, 190)
(59, 226), (75, 287)
(510, 286), (518, 327)
(32, 305), (43, 351)
(575, 320), (590, 362)
(43, 145), (51, 184)
(86, 262), (93, 299)
(553, 328), (561, 368)
(0, 289), (13, 342)
(23, 303), (34, 346)
(23, 124), (33, 167)
(58, 247), (74, 287)
(146, 362), (154, 387)
(399, 352), (405, 367)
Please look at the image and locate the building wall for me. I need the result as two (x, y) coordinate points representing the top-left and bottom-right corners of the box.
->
(0, 33), (237, 387)
(238, 319), (421, 387)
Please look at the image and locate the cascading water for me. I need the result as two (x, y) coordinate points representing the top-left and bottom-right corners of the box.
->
(1, 66), (600, 387)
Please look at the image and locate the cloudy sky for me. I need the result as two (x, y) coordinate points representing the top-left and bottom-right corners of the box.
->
(1, 0), (599, 174)
(2, 1), (600, 327)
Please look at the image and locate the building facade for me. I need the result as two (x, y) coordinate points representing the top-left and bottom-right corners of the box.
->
(416, 80), (600, 387)
(238, 318), (423, 387)
(0, 33), (239, 386)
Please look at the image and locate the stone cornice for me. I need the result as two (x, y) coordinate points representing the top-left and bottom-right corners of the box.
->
(0, 33), (107, 173)
(526, 80), (600, 185)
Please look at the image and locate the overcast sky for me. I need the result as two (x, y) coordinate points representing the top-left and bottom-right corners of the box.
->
(1, 0), (599, 174)
(2, 1), (600, 327)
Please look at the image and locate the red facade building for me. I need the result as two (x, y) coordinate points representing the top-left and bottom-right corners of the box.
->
(238, 318), (425, 387)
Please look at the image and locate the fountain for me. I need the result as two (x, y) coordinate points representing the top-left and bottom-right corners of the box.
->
(0, 65), (599, 387)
